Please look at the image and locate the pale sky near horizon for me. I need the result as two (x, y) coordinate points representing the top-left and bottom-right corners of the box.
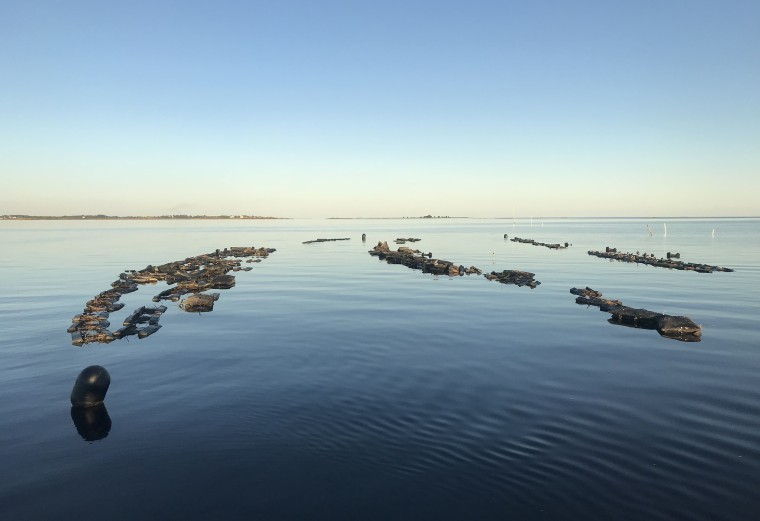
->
(1, 1), (758, 218)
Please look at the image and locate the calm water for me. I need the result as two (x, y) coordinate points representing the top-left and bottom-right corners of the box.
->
(1, 218), (759, 520)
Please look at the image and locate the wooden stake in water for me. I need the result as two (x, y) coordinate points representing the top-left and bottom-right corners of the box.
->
(647, 224), (653, 237)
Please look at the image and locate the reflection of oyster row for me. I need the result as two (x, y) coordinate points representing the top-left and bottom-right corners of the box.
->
(68, 246), (275, 346)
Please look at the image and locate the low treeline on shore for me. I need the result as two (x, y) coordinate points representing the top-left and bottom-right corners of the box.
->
(1, 214), (281, 220)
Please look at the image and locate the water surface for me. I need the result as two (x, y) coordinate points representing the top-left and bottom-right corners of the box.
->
(1, 218), (759, 520)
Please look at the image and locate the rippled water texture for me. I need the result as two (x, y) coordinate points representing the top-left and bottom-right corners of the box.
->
(1, 218), (759, 520)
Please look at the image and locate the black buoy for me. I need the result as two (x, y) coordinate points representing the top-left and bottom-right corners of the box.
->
(71, 365), (111, 408)
(504, 233), (508, 239)
(362, 233), (366, 241)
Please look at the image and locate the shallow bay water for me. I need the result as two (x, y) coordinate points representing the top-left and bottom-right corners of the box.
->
(1, 218), (759, 520)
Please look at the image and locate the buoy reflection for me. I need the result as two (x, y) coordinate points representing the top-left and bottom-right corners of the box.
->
(71, 404), (112, 441)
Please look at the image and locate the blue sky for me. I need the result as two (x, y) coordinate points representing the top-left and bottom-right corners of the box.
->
(1, 0), (758, 217)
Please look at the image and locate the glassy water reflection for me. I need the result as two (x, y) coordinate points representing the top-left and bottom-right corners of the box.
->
(70, 405), (111, 442)
(1, 218), (759, 520)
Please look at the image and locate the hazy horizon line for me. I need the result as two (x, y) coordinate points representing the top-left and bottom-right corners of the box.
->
(2, 214), (758, 221)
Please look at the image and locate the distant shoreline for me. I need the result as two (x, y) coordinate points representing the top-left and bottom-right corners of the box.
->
(1, 215), (756, 221)
(1, 215), (285, 221)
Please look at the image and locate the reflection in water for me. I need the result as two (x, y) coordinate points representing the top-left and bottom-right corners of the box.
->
(71, 405), (112, 441)
(606, 318), (702, 342)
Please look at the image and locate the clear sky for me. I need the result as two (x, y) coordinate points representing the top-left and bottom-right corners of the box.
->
(1, 0), (758, 218)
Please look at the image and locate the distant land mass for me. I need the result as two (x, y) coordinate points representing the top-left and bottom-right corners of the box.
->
(1, 214), (283, 220)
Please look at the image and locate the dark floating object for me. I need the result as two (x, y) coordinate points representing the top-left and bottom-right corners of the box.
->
(110, 305), (168, 339)
(362, 233), (366, 241)
(113, 324), (138, 339)
(302, 238), (351, 244)
(394, 237), (421, 244)
(137, 324), (162, 338)
(71, 404), (112, 442)
(71, 329), (115, 346)
(123, 305), (166, 325)
(369, 241), (481, 276)
(510, 236), (570, 250)
(503, 234), (508, 239)
(589, 248), (733, 273)
(179, 292), (220, 312)
(71, 365), (111, 407)
(68, 246), (275, 345)
(570, 287), (702, 342)
(657, 315), (702, 338)
(485, 270), (541, 288)
(67, 317), (110, 334)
